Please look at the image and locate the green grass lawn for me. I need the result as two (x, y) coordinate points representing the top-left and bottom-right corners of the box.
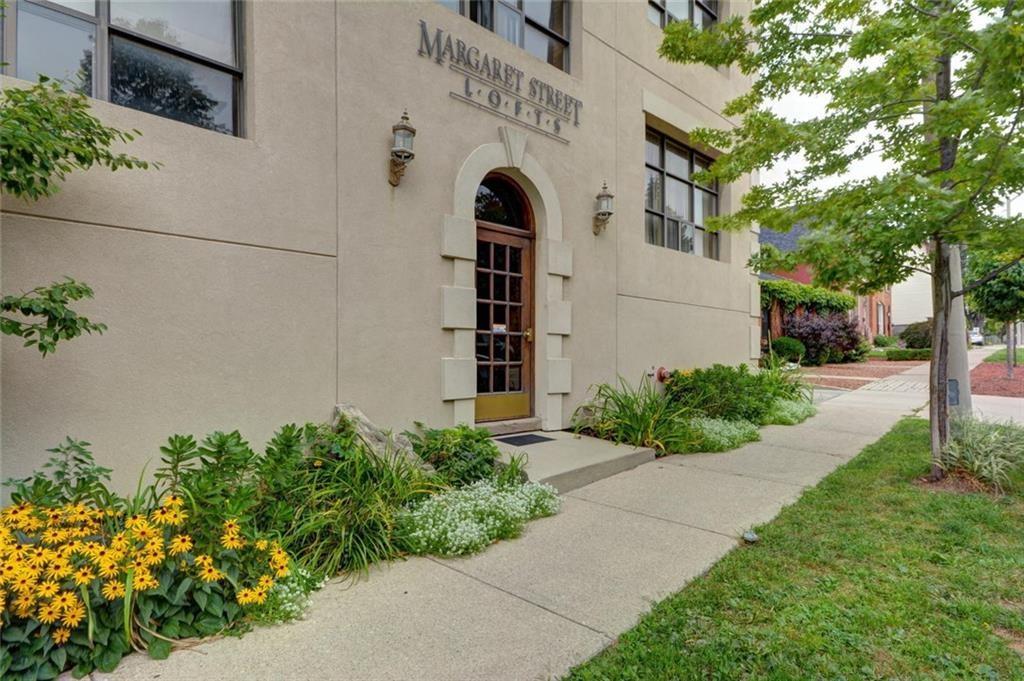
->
(568, 418), (1024, 680)
(985, 347), (1024, 363)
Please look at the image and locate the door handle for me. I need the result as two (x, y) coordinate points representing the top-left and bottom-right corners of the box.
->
(524, 328), (533, 343)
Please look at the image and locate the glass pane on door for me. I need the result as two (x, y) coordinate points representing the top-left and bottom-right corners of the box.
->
(476, 240), (526, 396)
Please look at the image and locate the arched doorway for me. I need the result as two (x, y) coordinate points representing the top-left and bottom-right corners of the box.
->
(474, 174), (534, 422)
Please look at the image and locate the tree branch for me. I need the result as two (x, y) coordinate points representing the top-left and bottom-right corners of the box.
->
(966, 0), (1017, 92)
(903, 0), (938, 17)
(943, 92), (1024, 226)
(789, 31), (853, 39)
(955, 254), (1024, 297)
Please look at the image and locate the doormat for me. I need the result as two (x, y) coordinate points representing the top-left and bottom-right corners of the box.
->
(496, 434), (555, 446)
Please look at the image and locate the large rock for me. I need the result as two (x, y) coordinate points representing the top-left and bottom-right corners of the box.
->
(332, 403), (434, 474)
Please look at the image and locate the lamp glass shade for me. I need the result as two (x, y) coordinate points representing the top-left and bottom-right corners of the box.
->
(596, 191), (614, 217)
(394, 128), (414, 152)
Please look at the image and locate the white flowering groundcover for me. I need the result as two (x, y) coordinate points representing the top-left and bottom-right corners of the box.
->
(762, 398), (817, 426)
(397, 481), (561, 556)
(248, 565), (328, 625)
(690, 417), (761, 452)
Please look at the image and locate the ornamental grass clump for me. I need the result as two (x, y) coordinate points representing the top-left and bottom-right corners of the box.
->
(941, 416), (1024, 492)
(255, 422), (437, 578)
(757, 357), (814, 403)
(572, 375), (697, 454)
(396, 481), (560, 557)
(687, 418), (761, 453)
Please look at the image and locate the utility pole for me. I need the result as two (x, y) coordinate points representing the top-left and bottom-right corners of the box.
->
(1007, 193), (1021, 378)
(947, 247), (972, 415)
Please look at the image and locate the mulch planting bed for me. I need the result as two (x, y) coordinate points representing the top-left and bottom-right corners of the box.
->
(913, 471), (994, 496)
(970, 361), (1024, 398)
(800, 359), (928, 390)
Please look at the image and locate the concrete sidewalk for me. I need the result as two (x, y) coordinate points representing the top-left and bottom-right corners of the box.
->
(99, 385), (930, 681)
(863, 347), (1022, 425)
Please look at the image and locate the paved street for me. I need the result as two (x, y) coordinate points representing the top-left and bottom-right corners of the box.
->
(95, 355), (1016, 681)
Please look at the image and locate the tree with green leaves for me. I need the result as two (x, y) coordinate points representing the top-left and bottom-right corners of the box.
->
(967, 249), (1024, 377)
(1, 76), (155, 355)
(660, 0), (1024, 478)
(1, 279), (107, 356)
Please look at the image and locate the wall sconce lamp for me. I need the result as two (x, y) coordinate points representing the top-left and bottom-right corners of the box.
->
(593, 181), (615, 234)
(388, 110), (416, 187)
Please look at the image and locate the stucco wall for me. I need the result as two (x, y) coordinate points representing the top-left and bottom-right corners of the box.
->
(2, 0), (759, 488)
(1, 216), (337, 490)
(0, 0), (339, 487)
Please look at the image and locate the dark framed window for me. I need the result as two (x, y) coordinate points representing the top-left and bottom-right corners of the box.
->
(647, 0), (719, 30)
(1, 0), (243, 136)
(441, 0), (569, 72)
(644, 127), (720, 260)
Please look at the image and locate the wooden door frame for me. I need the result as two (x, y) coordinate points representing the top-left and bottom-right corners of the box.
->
(474, 176), (536, 422)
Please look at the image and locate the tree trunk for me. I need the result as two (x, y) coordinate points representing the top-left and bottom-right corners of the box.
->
(927, 44), (957, 480)
(929, 238), (953, 481)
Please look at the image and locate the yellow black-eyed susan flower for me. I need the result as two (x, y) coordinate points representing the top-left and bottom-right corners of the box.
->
(168, 534), (194, 556)
(198, 564), (224, 583)
(102, 580), (126, 601)
(37, 602), (61, 624)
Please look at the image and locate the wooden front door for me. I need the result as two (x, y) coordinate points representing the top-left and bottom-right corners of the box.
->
(475, 224), (534, 422)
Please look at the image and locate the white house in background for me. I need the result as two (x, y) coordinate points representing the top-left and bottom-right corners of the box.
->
(891, 270), (932, 334)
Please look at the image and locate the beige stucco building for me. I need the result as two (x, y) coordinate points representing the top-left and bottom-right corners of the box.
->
(1, 0), (759, 489)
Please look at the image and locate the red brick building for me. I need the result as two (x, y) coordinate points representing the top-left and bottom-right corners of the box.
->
(760, 226), (892, 342)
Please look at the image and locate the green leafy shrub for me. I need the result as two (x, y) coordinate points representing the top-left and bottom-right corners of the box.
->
(770, 336), (806, 363)
(941, 416), (1024, 491)
(885, 348), (931, 361)
(687, 418), (761, 452)
(762, 399), (818, 426)
(666, 364), (772, 424)
(572, 376), (696, 454)
(396, 480), (560, 556)
(405, 424), (501, 487)
(848, 340), (871, 363)
(899, 320), (933, 349)
(873, 334), (898, 347)
(157, 431), (262, 547)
